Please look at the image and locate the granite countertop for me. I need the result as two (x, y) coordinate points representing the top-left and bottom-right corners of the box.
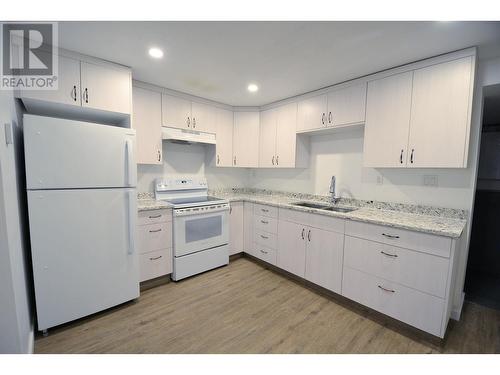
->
(137, 190), (467, 238)
(211, 191), (467, 238)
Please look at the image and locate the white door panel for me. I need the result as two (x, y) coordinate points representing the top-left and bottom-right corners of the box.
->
(27, 188), (139, 330)
(24, 115), (136, 189)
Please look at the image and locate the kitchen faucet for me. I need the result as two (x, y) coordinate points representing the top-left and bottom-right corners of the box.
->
(329, 176), (339, 204)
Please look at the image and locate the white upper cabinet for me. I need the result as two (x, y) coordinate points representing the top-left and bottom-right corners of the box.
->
(214, 108), (234, 167)
(233, 111), (260, 168)
(191, 102), (216, 133)
(297, 83), (367, 133)
(327, 83), (367, 127)
(161, 94), (192, 130)
(132, 86), (162, 165)
(81, 62), (132, 114)
(363, 71), (414, 168)
(276, 102), (299, 167)
(407, 56), (474, 168)
(20, 54), (81, 107)
(363, 54), (475, 169)
(297, 94), (328, 132)
(259, 108), (278, 168)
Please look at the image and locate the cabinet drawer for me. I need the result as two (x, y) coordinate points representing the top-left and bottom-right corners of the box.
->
(138, 209), (172, 226)
(344, 236), (450, 298)
(345, 220), (451, 258)
(342, 266), (445, 337)
(253, 244), (277, 266)
(254, 215), (278, 234)
(138, 222), (172, 254)
(254, 230), (277, 249)
(254, 204), (278, 218)
(139, 248), (172, 282)
(279, 208), (344, 234)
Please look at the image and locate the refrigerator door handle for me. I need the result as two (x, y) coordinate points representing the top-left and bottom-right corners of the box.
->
(125, 139), (134, 187)
(127, 190), (135, 255)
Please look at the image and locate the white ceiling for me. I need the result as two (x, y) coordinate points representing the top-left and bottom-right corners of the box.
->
(58, 21), (500, 106)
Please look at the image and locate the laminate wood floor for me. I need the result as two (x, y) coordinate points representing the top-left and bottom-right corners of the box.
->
(35, 257), (500, 354)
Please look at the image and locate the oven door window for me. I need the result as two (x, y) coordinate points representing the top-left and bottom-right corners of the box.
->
(185, 215), (222, 243)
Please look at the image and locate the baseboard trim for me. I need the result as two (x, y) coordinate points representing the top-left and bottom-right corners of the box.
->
(451, 292), (465, 321)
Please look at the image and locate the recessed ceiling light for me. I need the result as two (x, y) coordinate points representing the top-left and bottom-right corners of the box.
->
(247, 83), (259, 93)
(148, 47), (164, 59)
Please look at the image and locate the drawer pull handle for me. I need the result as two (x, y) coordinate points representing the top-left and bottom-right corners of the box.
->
(148, 214), (162, 219)
(260, 249), (268, 254)
(149, 229), (162, 233)
(260, 220), (269, 224)
(261, 209), (269, 213)
(382, 233), (399, 239)
(149, 255), (162, 260)
(378, 285), (395, 293)
(260, 234), (269, 239)
(380, 251), (398, 258)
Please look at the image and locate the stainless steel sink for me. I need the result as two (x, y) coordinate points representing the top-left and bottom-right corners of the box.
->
(292, 202), (357, 213)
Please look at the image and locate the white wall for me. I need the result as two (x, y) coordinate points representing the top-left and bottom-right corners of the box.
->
(248, 128), (474, 209)
(0, 90), (33, 353)
(137, 141), (248, 192)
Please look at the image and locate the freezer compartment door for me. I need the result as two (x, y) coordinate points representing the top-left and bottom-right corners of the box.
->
(27, 188), (139, 330)
(24, 114), (136, 190)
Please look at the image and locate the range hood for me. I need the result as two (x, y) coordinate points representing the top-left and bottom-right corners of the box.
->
(161, 126), (216, 145)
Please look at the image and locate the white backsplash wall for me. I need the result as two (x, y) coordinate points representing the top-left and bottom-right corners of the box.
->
(137, 141), (248, 192)
(247, 128), (475, 210)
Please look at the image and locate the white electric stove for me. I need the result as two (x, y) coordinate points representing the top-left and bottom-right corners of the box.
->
(155, 176), (230, 280)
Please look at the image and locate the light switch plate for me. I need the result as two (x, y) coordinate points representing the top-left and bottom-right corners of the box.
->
(423, 175), (438, 187)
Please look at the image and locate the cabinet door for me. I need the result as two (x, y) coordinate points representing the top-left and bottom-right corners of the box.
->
(243, 202), (254, 255)
(161, 94), (192, 129)
(363, 72), (413, 168)
(305, 228), (344, 294)
(229, 202), (244, 255)
(327, 83), (366, 127)
(233, 112), (260, 167)
(19, 54), (81, 107)
(132, 87), (162, 165)
(81, 62), (131, 114)
(277, 220), (306, 277)
(192, 102), (216, 133)
(407, 57), (474, 168)
(297, 94), (327, 132)
(215, 108), (234, 167)
(259, 108), (277, 167)
(276, 102), (298, 168)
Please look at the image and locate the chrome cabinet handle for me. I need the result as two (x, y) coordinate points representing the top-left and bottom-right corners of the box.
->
(260, 234), (269, 239)
(72, 85), (77, 101)
(217, 154), (220, 165)
(378, 285), (395, 293)
(400, 149), (403, 164)
(149, 255), (162, 261)
(84, 88), (89, 103)
(276, 155), (279, 165)
(233, 156), (236, 166)
(157, 149), (161, 162)
(382, 233), (399, 239)
(260, 220), (268, 224)
(149, 228), (162, 233)
(410, 149), (414, 164)
(321, 113), (325, 125)
(307, 229), (311, 242)
(261, 208), (269, 213)
(272, 156), (275, 165)
(148, 214), (162, 219)
(187, 117), (190, 127)
(301, 228), (305, 240)
(328, 111), (332, 124)
(380, 251), (398, 258)
(260, 249), (268, 255)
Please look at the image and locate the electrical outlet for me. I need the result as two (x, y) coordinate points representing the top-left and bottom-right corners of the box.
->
(423, 175), (438, 187)
(376, 176), (383, 185)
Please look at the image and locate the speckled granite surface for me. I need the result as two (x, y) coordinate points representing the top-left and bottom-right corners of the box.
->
(137, 189), (467, 238)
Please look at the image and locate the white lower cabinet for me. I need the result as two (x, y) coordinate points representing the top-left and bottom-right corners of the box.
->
(229, 202), (244, 255)
(137, 209), (173, 282)
(277, 220), (307, 277)
(243, 202), (254, 254)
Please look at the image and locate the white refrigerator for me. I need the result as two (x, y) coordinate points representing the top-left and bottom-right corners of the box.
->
(24, 114), (140, 332)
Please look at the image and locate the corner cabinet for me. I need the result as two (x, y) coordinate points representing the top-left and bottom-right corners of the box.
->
(132, 86), (162, 165)
(363, 54), (475, 168)
(232, 111), (260, 167)
(214, 108), (234, 167)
